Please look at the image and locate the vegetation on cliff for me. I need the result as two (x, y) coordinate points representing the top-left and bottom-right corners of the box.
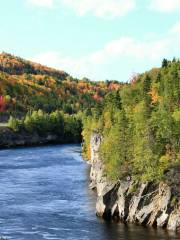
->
(82, 59), (180, 182)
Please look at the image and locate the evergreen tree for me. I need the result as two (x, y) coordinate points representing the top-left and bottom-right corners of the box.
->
(162, 58), (168, 68)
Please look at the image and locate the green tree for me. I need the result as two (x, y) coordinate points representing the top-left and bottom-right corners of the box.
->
(162, 58), (168, 68)
(8, 116), (20, 132)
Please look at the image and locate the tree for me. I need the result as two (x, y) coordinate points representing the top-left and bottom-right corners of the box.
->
(8, 116), (20, 132)
(0, 96), (6, 112)
(100, 109), (131, 179)
(162, 58), (168, 68)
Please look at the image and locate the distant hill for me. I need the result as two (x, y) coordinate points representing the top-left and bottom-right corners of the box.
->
(0, 52), (68, 79)
(0, 53), (123, 119)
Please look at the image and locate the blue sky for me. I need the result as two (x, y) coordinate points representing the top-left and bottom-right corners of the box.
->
(0, 0), (180, 81)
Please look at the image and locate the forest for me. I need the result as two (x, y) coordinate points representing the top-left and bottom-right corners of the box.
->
(0, 52), (123, 141)
(82, 58), (180, 182)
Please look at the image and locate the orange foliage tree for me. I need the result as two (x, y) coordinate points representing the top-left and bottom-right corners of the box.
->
(0, 96), (6, 112)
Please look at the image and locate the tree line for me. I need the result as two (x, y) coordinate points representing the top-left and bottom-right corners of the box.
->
(8, 110), (82, 143)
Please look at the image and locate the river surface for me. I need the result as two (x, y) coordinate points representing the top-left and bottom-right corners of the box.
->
(0, 144), (179, 240)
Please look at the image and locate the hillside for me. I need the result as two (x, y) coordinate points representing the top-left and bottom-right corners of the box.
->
(82, 58), (180, 182)
(0, 53), (123, 119)
(0, 52), (124, 147)
(0, 52), (68, 79)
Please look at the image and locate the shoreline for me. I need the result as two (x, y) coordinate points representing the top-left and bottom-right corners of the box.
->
(0, 126), (81, 149)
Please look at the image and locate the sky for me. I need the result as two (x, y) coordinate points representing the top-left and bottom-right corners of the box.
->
(0, 0), (180, 82)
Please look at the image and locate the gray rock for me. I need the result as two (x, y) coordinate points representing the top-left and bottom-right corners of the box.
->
(89, 133), (180, 232)
(167, 208), (180, 231)
(127, 183), (148, 222)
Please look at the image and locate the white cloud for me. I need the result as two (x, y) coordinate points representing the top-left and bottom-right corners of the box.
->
(170, 21), (180, 35)
(149, 0), (180, 12)
(31, 22), (180, 80)
(61, 0), (136, 18)
(27, 0), (54, 7)
(32, 52), (60, 66)
(31, 51), (89, 77)
(27, 0), (136, 17)
(27, 0), (180, 15)
(87, 37), (170, 64)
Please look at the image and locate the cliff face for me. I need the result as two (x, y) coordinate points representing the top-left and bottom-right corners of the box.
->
(89, 133), (180, 232)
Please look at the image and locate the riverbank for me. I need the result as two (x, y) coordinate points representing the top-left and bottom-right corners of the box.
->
(0, 126), (80, 149)
(89, 133), (180, 232)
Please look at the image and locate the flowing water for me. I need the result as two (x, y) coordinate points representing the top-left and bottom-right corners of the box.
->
(0, 144), (179, 240)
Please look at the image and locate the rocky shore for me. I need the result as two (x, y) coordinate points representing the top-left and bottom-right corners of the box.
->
(0, 127), (77, 148)
(89, 133), (180, 232)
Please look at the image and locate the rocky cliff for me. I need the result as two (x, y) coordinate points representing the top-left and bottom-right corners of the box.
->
(89, 133), (180, 232)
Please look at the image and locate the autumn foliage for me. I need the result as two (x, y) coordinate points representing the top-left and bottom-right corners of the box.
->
(0, 96), (6, 112)
(0, 53), (124, 116)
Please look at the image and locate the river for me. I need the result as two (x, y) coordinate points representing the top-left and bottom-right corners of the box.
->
(0, 144), (179, 240)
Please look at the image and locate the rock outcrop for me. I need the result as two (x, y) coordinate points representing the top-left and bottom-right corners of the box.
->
(89, 133), (180, 232)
